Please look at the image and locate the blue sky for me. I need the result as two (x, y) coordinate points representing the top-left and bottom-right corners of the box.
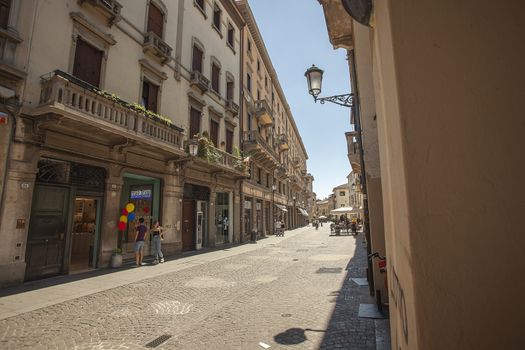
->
(250, 0), (353, 199)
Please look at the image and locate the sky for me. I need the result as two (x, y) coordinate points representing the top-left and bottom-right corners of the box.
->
(249, 0), (353, 200)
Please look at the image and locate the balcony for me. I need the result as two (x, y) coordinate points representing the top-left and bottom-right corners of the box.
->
(243, 131), (279, 169)
(142, 32), (172, 65)
(292, 157), (301, 168)
(276, 134), (289, 152)
(225, 99), (239, 117)
(275, 164), (289, 180)
(190, 71), (210, 93)
(345, 131), (361, 173)
(255, 99), (273, 126)
(78, 0), (123, 26)
(195, 138), (249, 177)
(33, 70), (185, 157)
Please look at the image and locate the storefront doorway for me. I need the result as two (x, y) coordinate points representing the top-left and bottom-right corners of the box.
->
(196, 200), (207, 250)
(182, 199), (195, 251)
(70, 197), (100, 273)
(215, 192), (230, 245)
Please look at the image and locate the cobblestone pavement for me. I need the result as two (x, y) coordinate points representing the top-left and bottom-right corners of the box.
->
(0, 225), (385, 350)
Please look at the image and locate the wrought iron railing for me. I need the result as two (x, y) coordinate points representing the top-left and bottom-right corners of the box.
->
(243, 131), (279, 161)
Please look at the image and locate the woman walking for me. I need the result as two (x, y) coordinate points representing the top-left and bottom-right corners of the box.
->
(151, 220), (165, 264)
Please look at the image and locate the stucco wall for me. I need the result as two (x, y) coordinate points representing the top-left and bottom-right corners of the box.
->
(372, 0), (525, 348)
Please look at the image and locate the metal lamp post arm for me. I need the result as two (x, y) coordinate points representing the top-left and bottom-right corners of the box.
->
(314, 93), (355, 108)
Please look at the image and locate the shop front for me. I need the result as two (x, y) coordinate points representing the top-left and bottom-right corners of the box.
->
(25, 158), (106, 281)
(182, 183), (210, 251)
(215, 192), (233, 245)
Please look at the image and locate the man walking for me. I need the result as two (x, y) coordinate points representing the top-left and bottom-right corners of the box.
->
(134, 218), (148, 266)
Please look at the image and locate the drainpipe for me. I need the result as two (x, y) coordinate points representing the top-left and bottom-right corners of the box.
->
(348, 49), (375, 295)
(0, 103), (17, 228)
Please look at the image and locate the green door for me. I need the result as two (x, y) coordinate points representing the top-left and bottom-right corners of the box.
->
(25, 185), (70, 281)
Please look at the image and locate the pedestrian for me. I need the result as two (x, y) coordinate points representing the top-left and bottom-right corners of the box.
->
(275, 219), (282, 235)
(151, 220), (165, 264)
(134, 218), (148, 266)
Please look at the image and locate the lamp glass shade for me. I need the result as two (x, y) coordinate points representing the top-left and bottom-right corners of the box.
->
(272, 184), (277, 191)
(188, 138), (199, 156)
(305, 65), (324, 97)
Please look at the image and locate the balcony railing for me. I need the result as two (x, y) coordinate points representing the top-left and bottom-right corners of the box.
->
(37, 70), (184, 152)
(79, 0), (123, 26)
(143, 32), (172, 64)
(275, 164), (288, 179)
(243, 131), (279, 161)
(225, 99), (239, 116)
(190, 70), (210, 93)
(255, 99), (273, 126)
(276, 134), (289, 152)
(196, 138), (248, 175)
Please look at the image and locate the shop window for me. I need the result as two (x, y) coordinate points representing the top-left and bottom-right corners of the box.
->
(147, 2), (164, 38)
(141, 80), (159, 113)
(189, 106), (201, 138)
(0, 0), (10, 29)
(192, 44), (204, 73)
(215, 192), (230, 244)
(210, 119), (219, 147)
(73, 38), (103, 87)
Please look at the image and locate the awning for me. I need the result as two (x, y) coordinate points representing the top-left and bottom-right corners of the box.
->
(275, 204), (288, 212)
(298, 208), (309, 217)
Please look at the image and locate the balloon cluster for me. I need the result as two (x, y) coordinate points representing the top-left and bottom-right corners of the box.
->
(118, 203), (136, 231)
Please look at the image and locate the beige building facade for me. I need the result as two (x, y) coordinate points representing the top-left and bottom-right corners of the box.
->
(333, 183), (350, 208)
(236, 0), (313, 238)
(319, 0), (524, 349)
(0, 0), (248, 287)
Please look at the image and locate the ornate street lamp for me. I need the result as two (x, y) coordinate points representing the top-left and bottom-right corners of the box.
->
(188, 138), (199, 157)
(304, 64), (354, 107)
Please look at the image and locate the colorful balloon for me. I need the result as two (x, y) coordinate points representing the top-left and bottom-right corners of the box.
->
(126, 203), (135, 213)
(118, 222), (126, 231)
(122, 208), (128, 215)
(119, 215), (128, 223)
(128, 212), (136, 221)
(144, 207), (150, 214)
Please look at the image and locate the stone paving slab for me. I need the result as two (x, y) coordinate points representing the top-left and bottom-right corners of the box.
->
(0, 224), (389, 349)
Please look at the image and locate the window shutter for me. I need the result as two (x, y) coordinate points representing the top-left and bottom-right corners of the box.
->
(147, 3), (164, 38)
(212, 64), (220, 93)
(0, 0), (10, 29)
(226, 81), (234, 100)
(192, 46), (203, 73)
(210, 119), (219, 147)
(148, 83), (159, 113)
(190, 107), (201, 138)
(226, 129), (233, 154)
(73, 38), (103, 88)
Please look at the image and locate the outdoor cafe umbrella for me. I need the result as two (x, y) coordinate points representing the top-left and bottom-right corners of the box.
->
(330, 206), (354, 214)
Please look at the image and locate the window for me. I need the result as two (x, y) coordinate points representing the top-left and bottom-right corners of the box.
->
(266, 173), (270, 188)
(73, 38), (103, 87)
(247, 39), (251, 53)
(257, 89), (261, 101)
(147, 3), (164, 38)
(211, 62), (220, 93)
(210, 119), (219, 147)
(247, 73), (251, 92)
(339, 191), (346, 196)
(0, 0), (10, 29)
(247, 112), (252, 131)
(265, 76), (267, 88)
(227, 24), (234, 49)
(192, 44), (203, 73)
(257, 167), (262, 184)
(271, 91), (274, 102)
(213, 4), (221, 31)
(226, 129), (233, 153)
(195, 0), (205, 12)
(257, 59), (260, 72)
(189, 107), (201, 138)
(226, 79), (234, 101)
(142, 80), (159, 113)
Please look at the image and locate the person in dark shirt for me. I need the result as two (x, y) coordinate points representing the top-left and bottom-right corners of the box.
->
(134, 218), (148, 266)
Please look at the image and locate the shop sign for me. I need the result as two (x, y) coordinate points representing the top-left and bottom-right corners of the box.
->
(130, 189), (152, 199)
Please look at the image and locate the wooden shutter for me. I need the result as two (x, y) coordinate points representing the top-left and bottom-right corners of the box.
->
(148, 82), (159, 113)
(227, 25), (234, 47)
(210, 119), (219, 147)
(0, 0), (10, 29)
(226, 81), (234, 100)
(192, 45), (203, 73)
(189, 107), (201, 138)
(213, 6), (221, 29)
(212, 64), (220, 93)
(147, 3), (164, 38)
(73, 38), (103, 88)
(226, 129), (233, 154)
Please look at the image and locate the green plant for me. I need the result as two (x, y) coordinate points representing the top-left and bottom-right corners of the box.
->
(197, 134), (222, 163)
(232, 146), (249, 173)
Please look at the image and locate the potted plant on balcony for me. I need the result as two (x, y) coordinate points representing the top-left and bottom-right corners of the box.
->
(111, 247), (123, 268)
(197, 132), (222, 163)
(232, 146), (249, 174)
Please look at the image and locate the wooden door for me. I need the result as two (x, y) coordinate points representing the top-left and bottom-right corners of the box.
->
(182, 199), (195, 251)
(25, 185), (70, 281)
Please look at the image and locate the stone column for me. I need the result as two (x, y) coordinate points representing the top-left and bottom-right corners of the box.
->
(162, 169), (183, 255)
(0, 143), (39, 287)
(232, 190), (240, 243)
(99, 164), (123, 267)
(208, 189), (217, 247)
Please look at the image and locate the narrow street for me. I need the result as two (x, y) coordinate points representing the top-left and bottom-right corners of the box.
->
(0, 225), (387, 350)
